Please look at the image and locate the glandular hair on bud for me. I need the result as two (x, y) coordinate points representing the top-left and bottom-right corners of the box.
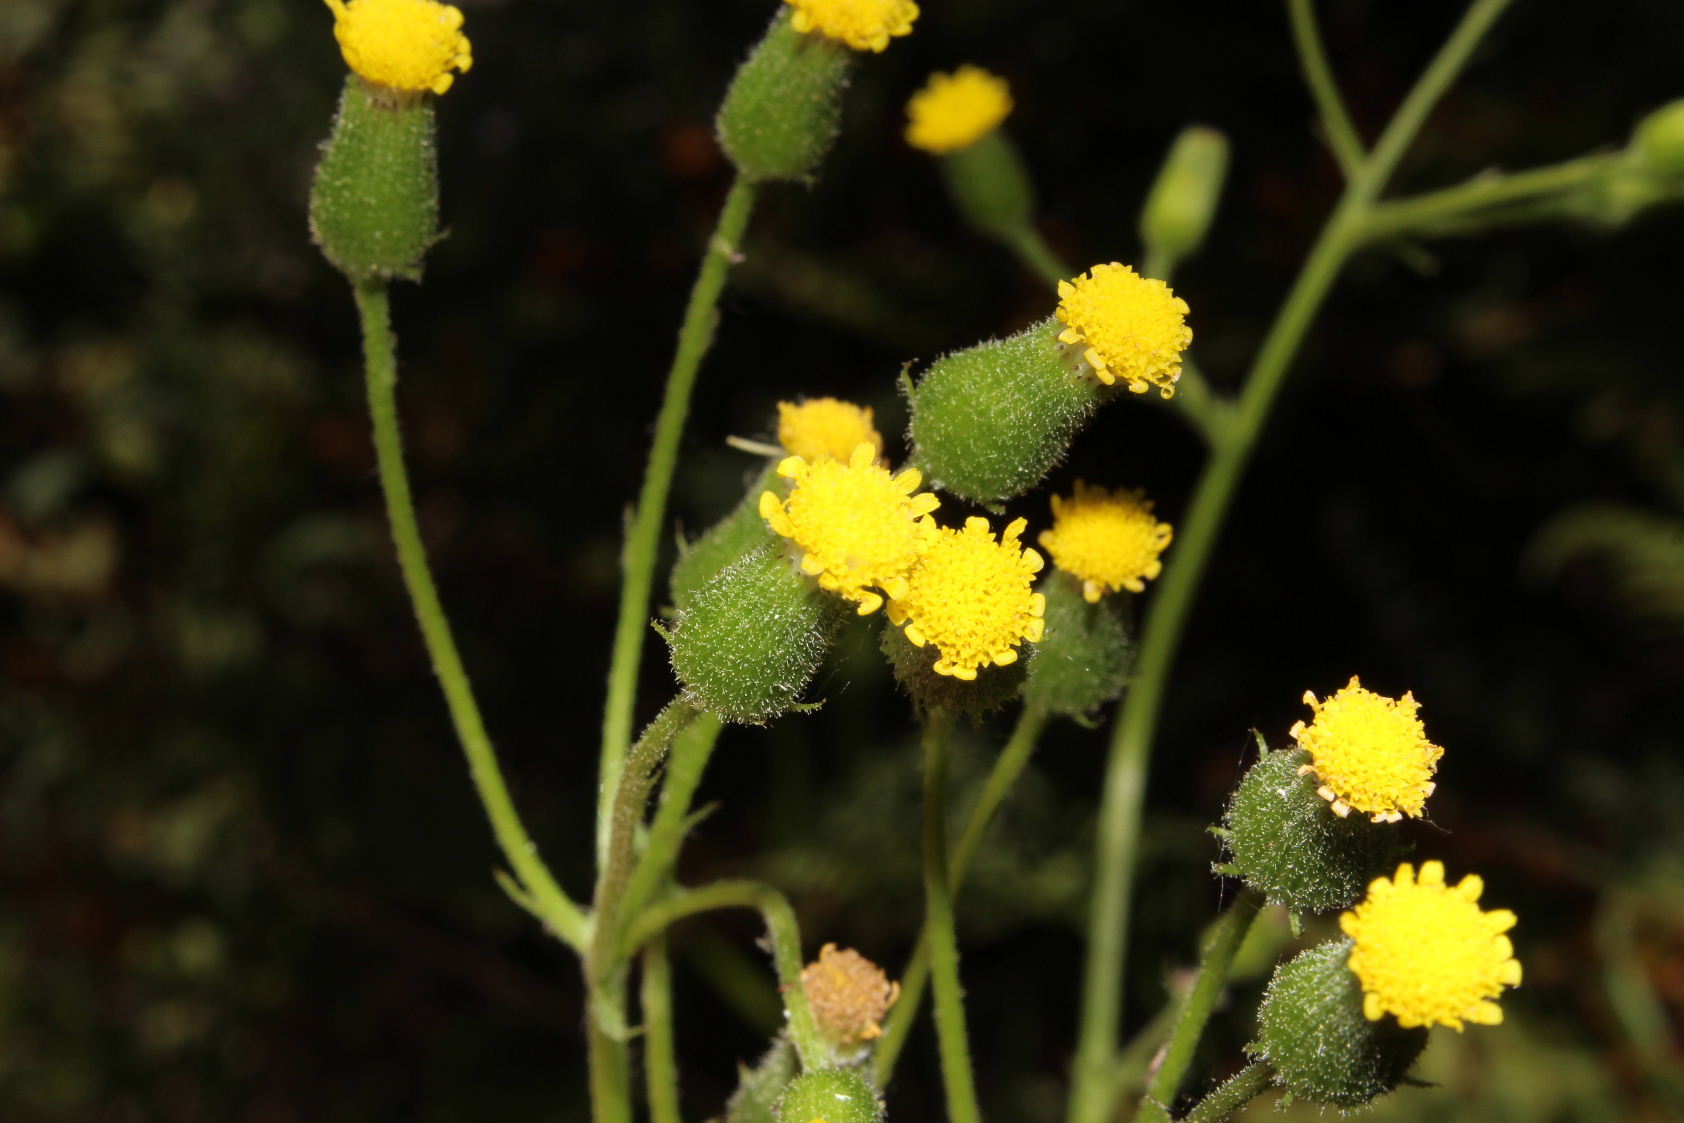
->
(880, 620), (1025, 721)
(717, 11), (851, 183)
(775, 1067), (884, 1123)
(908, 318), (1105, 503)
(1252, 939), (1427, 1108)
(310, 76), (440, 282)
(1023, 570), (1132, 719)
(725, 1035), (796, 1123)
(1140, 126), (1229, 268)
(1222, 748), (1408, 914)
(943, 129), (1035, 239)
(668, 543), (842, 723)
(670, 463), (780, 612)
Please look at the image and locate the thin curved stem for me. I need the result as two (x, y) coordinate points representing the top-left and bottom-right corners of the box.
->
(874, 703), (1049, 1085)
(598, 176), (759, 871)
(642, 936), (682, 1123)
(620, 711), (725, 929)
(354, 280), (587, 952)
(1287, 0), (1366, 177)
(1004, 225), (1071, 288)
(1358, 150), (1623, 242)
(1066, 3), (1516, 1119)
(1134, 889), (1264, 1123)
(922, 709), (982, 1123)
(617, 879), (828, 1071)
(1181, 1061), (1275, 1123)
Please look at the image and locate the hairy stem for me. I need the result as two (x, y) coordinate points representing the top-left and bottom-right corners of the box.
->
(354, 280), (587, 951)
(1181, 1061), (1275, 1123)
(598, 177), (759, 870)
(642, 936), (682, 1123)
(1066, 3), (1515, 1118)
(922, 709), (982, 1123)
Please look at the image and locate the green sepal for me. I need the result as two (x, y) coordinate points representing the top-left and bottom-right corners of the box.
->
(668, 543), (842, 723)
(942, 128), (1035, 239)
(309, 76), (440, 282)
(880, 619), (1026, 721)
(1139, 126), (1229, 270)
(775, 1067), (884, 1123)
(670, 462), (780, 612)
(717, 11), (852, 183)
(1221, 748), (1409, 914)
(907, 318), (1104, 503)
(1023, 570), (1133, 719)
(725, 1034), (798, 1123)
(1251, 938), (1427, 1109)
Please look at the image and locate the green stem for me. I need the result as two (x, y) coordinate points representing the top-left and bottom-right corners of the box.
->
(598, 176), (759, 871)
(1004, 225), (1070, 288)
(1066, 3), (1515, 1119)
(620, 711), (725, 930)
(1287, 0), (1367, 176)
(588, 989), (632, 1123)
(642, 936), (682, 1123)
(1110, 1001), (1181, 1111)
(1134, 889), (1264, 1123)
(617, 879), (828, 1071)
(922, 709), (982, 1123)
(1358, 151), (1624, 241)
(1180, 1061), (1275, 1123)
(353, 280), (587, 952)
(874, 704), (1049, 1085)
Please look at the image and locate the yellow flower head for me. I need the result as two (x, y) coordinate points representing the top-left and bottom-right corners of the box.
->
(760, 443), (939, 615)
(889, 516), (1046, 680)
(784, 0), (919, 53)
(324, 0), (473, 96)
(1341, 861), (1522, 1031)
(777, 398), (884, 464)
(904, 66), (1013, 154)
(1054, 263), (1192, 398)
(1290, 677), (1443, 823)
(1037, 482), (1172, 601)
(801, 943), (901, 1046)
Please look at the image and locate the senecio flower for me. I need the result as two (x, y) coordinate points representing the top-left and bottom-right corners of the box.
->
(324, 0), (472, 96)
(785, 0), (919, 53)
(889, 516), (1046, 679)
(801, 943), (900, 1047)
(1038, 482), (1172, 601)
(760, 443), (939, 615)
(1291, 677), (1443, 822)
(778, 398), (883, 464)
(904, 66), (1013, 154)
(1342, 861), (1522, 1030)
(1055, 263), (1192, 398)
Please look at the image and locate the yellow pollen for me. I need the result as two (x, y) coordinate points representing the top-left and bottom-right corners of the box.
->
(904, 66), (1013, 154)
(1341, 861), (1522, 1031)
(1054, 263), (1191, 398)
(777, 398), (884, 464)
(760, 443), (939, 615)
(800, 943), (900, 1046)
(323, 0), (473, 96)
(888, 516), (1046, 680)
(1290, 677), (1442, 822)
(1037, 482), (1172, 601)
(784, 0), (919, 53)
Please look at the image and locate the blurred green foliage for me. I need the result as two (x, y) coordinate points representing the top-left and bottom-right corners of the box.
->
(1, 0), (1679, 1120)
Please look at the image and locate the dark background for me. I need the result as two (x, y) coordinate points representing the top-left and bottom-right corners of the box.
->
(1, 0), (1680, 1119)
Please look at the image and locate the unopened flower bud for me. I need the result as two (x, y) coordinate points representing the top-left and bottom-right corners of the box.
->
(1140, 126), (1229, 269)
(775, 1067), (883, 1123)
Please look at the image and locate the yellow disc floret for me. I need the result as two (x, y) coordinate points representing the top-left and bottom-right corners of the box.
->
(1341, 861), (1522, 1031)
(760, 443), (939, 615)
(889, 516), (1046, 680)
(1037, 482), (1173, 601)
(777, 398), (884, 464)
(1054, 262), (1192, 398)
(904, 66), (1013, 154)
(801, 943), (901, 1047)
(325, 0), (473, 96)
(1290, 677), (1443, 823)
(784, 0), (919, 53)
